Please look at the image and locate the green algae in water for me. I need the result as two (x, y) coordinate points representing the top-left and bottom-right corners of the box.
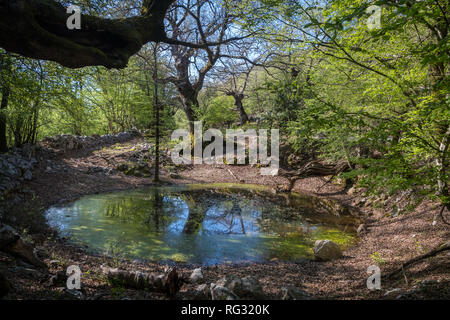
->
(45, 184), (358, 265)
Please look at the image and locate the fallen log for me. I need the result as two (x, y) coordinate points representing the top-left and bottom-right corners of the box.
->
(279, 160), (350, 191)
(385, 242), (450, 279)
(0, 225), (47, 269)
(102, 266), (184, 298)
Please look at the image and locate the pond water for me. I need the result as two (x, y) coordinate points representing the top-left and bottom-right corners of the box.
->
(45, 184), (357, 265)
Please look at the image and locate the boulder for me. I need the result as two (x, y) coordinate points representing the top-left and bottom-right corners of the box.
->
(215, 275), (266, 299)
(210, 283), (239, 300)
(357, 224), (367, 235)
(314, 240), (342, 261)
(64, 288), (85, 300)
(189, 268), (203, 284)
(192, 284), (211, 300)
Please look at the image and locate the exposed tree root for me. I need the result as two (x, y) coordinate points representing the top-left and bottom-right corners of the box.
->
(0, 225), (47, 269)
(385, 242), (450, 279)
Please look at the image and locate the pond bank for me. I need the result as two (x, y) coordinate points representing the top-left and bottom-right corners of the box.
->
(0, 136), (448, 299)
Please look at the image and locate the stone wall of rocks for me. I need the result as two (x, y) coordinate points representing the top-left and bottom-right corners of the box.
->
(0, 144), (38, 200)
(0, 131), (141, 201)
(41, 130), (140, 151)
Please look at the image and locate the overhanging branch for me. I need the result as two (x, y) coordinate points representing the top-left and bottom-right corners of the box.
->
(0, 0), (175, 68)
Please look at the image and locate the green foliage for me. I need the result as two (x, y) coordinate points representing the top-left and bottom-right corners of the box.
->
(0, 0), (448, 214)
(251, 0), (449, 209)
(200, 95), (238, 128)
(370, 251), (386, 265)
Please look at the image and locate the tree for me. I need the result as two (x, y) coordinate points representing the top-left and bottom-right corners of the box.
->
(215, 58), (258, 125)
(253, 0), (449, 212)
(0, 0), (175, 68)
(162, 0), (249, 133)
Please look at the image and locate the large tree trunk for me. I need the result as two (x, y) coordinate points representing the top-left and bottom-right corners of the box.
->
(233, 94), (249, 125)
(179, 95), (198, 136)
(0, 0), (175, 68)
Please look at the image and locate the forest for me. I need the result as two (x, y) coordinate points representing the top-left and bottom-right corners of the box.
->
(0, 0), (448, 303)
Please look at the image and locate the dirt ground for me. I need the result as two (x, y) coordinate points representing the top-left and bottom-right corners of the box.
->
(0, 136), (448, 300)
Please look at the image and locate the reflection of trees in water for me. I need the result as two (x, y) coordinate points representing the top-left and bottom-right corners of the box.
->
(180, 194), (208, 235)
(102, 189), (179, 233)
(178, 190), (253, 235)
(205, 200), (248, 235)
(99, 187), (309, 236)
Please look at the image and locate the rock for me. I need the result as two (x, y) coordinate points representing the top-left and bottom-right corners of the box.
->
(280, 286), (312, 300)
(0, 271), (10, 298)
(190, 268), (203, 284)
(357, 224), (367, 235)
(215, 275), (266, 299)
(239, 276), (266, 299)
(210, 284), (239, 300)
(417, 279), (440, 292)
(215, 275), (241, 291)
(0, 146), (38, 197)
(64, 288), (85, 300)
(314, 240), (342, 261)
(193, 284), (211, 300)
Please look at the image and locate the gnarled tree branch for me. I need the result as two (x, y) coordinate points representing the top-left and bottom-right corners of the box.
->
(0, 0), (175, 68)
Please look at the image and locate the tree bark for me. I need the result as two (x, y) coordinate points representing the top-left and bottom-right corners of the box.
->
(0, 0), (175, 68)
(102, 266), (183, 298)
(0, 225), (47, 269)
(179, 95), (198, 135)
(229, 93), (248, 125)
(279, 160), (350, 191)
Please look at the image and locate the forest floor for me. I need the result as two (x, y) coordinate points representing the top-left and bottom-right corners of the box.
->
(1, 135), (449, 300)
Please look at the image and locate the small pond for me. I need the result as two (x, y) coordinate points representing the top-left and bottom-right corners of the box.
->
(45, 184), (358, 265)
